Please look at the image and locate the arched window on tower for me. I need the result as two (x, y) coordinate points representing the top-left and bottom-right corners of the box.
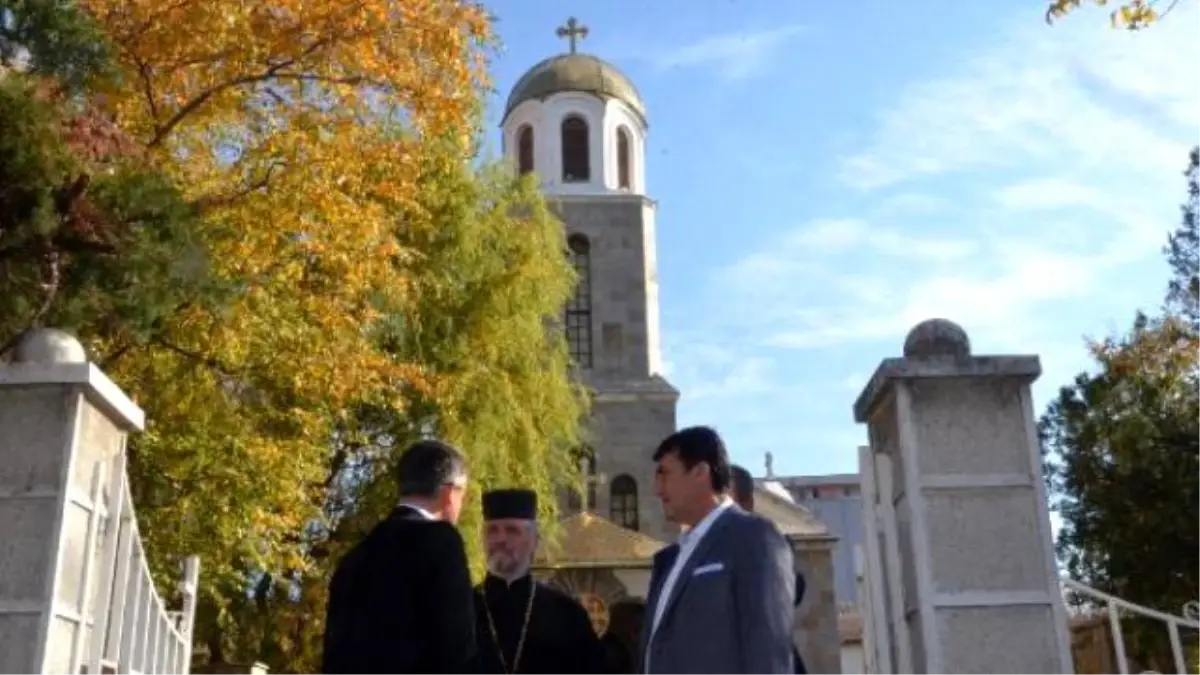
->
(565, 234), (593, 368)
(616, 127), (631, 190)
(561, 115), (590, 183)
(610, 474), (639, 531)
(517, 125), (534, 175)
(566, 446), (597, 512)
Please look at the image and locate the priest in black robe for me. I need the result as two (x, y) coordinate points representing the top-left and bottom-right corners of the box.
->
(472, 489), (607, 674)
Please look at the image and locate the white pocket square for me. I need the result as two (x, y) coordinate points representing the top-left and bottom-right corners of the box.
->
(692, 562), (725, 576)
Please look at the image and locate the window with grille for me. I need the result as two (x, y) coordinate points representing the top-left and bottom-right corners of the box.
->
(565, 234), (593, 368)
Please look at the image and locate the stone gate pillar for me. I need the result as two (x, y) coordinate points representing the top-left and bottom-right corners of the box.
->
(0, 329), (144, 674)
(852, 319), (1074, 674)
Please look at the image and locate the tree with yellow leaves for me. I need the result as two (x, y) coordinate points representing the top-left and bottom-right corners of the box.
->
(210, 147), (589, 672)
(59, 0), (498, 654)
(6, 0), (588, 669)
(1045, 0), (1188, 28)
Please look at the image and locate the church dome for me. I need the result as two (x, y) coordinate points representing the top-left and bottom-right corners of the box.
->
(503, 53), (647, 126)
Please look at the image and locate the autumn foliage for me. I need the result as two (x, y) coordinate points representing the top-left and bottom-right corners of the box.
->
(1045, 0), (1180, 28)
(2, 0), (587, 670)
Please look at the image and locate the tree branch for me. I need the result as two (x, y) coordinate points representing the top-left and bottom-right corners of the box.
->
(153, 336), (233, 374)
(134, 56), (160, 122)
(192, 160), (285, 213)
(146, 38), (336, 148)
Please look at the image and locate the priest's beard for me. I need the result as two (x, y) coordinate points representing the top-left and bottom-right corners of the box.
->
(487, 552), (531, 582)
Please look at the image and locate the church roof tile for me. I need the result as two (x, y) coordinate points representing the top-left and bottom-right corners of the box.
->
(534, 511), (667, 569)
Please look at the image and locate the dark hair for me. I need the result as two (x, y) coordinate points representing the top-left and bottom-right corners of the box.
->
(730, 464), (754, 509)
(653, 426), (731, 493)
(396, 439), (467, 499)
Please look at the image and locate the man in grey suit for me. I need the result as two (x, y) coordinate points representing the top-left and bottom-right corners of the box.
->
(640, 426), (795, 674)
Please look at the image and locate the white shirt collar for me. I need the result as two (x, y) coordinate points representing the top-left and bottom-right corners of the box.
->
(398, 502), (436, 521)
(679, 496), (733, 548)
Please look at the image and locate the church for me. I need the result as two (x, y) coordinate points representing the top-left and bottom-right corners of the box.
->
(498, 19), (845, 673)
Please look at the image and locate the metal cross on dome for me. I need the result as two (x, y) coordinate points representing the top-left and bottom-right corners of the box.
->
(556, 17), (589, 54)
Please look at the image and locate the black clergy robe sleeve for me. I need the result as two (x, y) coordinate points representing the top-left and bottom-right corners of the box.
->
(559, 594), (608, 674)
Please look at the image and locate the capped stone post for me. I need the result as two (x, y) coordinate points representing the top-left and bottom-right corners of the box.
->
(853, 319), (1073, 674)
(0, 329), (144, 673)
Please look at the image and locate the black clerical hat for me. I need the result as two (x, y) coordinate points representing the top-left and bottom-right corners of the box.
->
(482, 489), (537, 520)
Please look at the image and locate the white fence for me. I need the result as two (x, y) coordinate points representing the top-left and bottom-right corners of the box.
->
(77, 451), (200, 675)
(0, 333), (200, 674)
(1060, 579), (1200, 675)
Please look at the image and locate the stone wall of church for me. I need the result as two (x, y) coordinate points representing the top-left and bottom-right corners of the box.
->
(554, 196), (662, 380)
(552, 193), (679, 544)
(794, 538), (842, 674)
(589, 395), (678, 543)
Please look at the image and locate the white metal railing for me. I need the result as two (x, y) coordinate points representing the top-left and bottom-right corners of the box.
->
(1061, 578), (1200, 675)
(75, 450), (200, 674)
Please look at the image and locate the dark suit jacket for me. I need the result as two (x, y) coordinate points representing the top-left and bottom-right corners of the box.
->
(652, 530), (811, 672)
(793, 571), (807, 674)
(640, 507), (795, 673)
(322, 506), (476, 673)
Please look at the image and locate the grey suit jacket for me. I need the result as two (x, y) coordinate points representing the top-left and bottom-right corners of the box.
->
(639, 507), (795, 674)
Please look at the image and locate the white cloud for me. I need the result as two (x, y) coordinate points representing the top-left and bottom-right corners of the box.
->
(869, 193), (948, 218)
(665, 5), (1198, 476)
(838, 12), (1198, 191)
(713, 4), (1198, 356)
(723, 218), (977, 288)
(647, 26), (807, 81)
(992, 178), (1109, 211)
(662, 339), (781, 403)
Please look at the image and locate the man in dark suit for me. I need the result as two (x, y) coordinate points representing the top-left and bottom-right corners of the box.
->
(322, 439), (476, 673)
(730, 464), (808, 674)
(640, 426), (795, 674)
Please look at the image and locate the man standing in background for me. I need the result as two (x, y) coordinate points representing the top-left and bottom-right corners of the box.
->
(730, 464), (808, 674)
(323, 440), (476, 673)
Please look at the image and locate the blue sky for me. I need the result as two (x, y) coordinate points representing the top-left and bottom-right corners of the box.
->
(480, 0), (1199, 478)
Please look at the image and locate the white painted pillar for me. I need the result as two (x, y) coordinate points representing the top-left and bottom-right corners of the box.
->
(857, 445), (897, 675)
(0, 329), (146, 674)
(852, 319), (1074, 674)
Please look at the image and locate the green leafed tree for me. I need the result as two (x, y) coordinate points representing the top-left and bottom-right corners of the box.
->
(193, 143), (588, 673)
(1165, 147), (1199, 330)
(1040, 317), (1199, 669)
(0, 24), (221, 360)
(0, 0), (117, 92)
(4, 2), (589, 671)
(1039, 147), (1200, 670)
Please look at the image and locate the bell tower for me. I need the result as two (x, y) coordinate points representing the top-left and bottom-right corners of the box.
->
(502, 19), (678, 543)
